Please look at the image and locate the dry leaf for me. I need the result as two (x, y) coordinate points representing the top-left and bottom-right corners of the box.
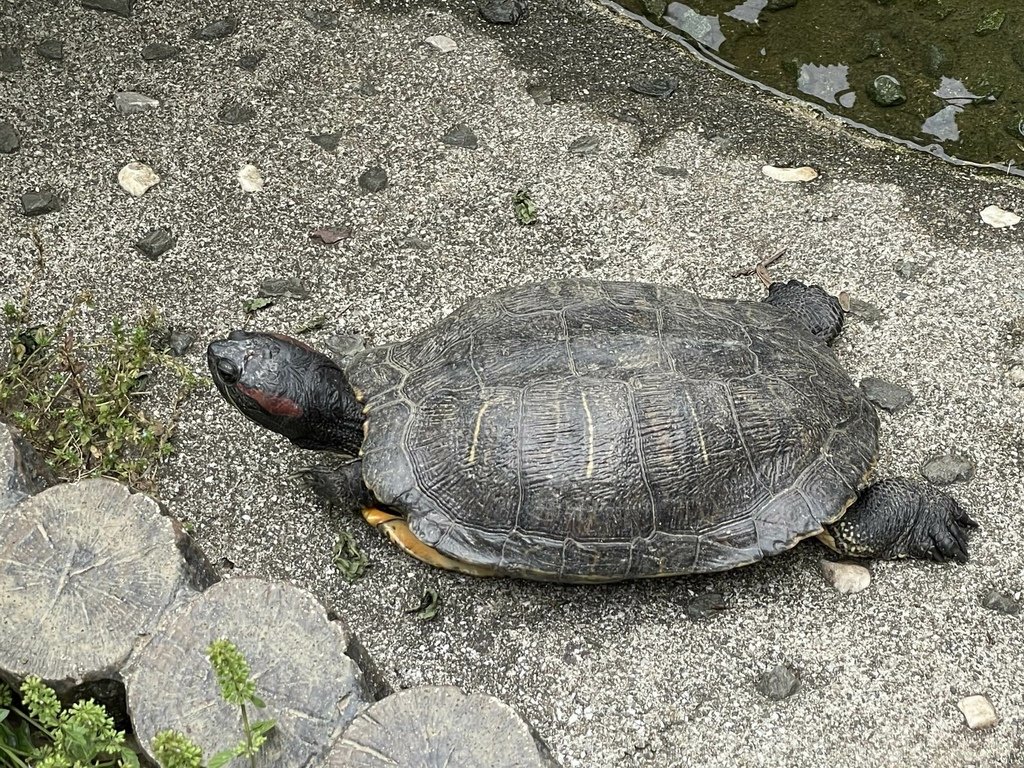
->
(761, 165), (819, 183)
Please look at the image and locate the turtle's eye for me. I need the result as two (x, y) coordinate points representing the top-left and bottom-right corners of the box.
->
(216, 358), (240, 384)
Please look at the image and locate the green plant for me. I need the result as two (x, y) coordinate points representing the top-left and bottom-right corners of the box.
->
(0, 295), (196, 489)
(0, 676), (139, 767)
(153, 639), (275, 768)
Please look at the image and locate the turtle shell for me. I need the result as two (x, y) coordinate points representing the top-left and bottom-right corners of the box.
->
(345, 279), (878, 582)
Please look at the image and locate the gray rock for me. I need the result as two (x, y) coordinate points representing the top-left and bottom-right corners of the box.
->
(0, 46), (23, 73)
(980, 589), (1020, 615)
(527, 84), (553, 105)
(309, 132), (342, 151)
(0, 422), (52, 515)
(629, 76), (679, 98)
(193, 17), (238, 40)
(135, 227), (175, 259)
(168, 330), (197, 357)
(304, 9), (340, 29)
(894, 258), (926, 279)
(259, 276), (310, 300)
(0, 122), (20, 154)
(859, 377), (913, 412)
(765, 0), (797, 8)
(477, 0), (529, 24)
(567, 135), (601, 155)
(20, 190), (62, 216)
(684, 592), (727, 620)
(867, 75), (906, 107)
(141, 42), (179, 61)
(36, 39), (65, 61)
(653, 165), (688, 177)
(920, 453), (975, 485)
(238, 50), (265, 71)
(359, 166), (389, 193)
(217, 101), (256, 125)
(847, 297), (883, 324)
(756, 664), (801, 700)
(924, 43), (953, 77)
(820, 560), (871, 594)
(442, 123), (478, 149)
(114, 91), (159, 115)
(957, 695), (998, 730)
(81, 0), (133, 16)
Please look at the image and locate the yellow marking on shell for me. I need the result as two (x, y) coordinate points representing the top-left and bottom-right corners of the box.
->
(683, 390), (710, 466)
(467, 401), (491, 464)
(581, 391), (595, 479)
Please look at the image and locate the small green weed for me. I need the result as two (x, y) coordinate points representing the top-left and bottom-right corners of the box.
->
(332, 531), (368, 582)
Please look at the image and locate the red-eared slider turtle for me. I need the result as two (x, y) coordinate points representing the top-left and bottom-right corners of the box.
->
(208, 278), (976, 582)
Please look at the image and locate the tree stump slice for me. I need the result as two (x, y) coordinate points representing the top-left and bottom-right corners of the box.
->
(0, 421), (52, 515)
(0, 479), (217, 710)
(320, 686), (561, 768)
(126, 577), (371, 767)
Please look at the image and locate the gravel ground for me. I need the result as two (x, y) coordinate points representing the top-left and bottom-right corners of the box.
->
(1, 1), (1022, 765)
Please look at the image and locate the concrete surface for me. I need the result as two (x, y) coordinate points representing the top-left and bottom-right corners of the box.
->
(1, 0), (1022, 765)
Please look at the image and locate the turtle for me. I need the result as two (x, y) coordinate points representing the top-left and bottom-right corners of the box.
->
(207, 276), (977, 582)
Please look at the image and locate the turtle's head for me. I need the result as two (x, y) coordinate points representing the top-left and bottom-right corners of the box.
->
(207, 330), (363, 454)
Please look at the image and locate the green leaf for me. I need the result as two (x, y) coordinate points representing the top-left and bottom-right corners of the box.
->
(294, 314), (328, 334)
(119, 746), (141, 767)
(249, 694), (266, 709)
(332, 532), (368, 582)
(249, 719), (276, 737)
(207, 747), (242, 768)
(243, 297), (275, 313)
(405, 587), (441, 621)
(512, 188), (538, 225)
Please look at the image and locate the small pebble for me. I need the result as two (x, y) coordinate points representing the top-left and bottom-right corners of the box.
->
(756, 664), (800, 700)
(425, 35), (457, 53)
(957, 695), (998, 730)
(81, 0), (134, 16)
(237, 164), (264, 192)
(113, 91), (160, 115)
(527, 84), (552, 105)
(629, 76), (679, 98)
(194, 17), (238, 40)
(20, 190), (62, 217)
(401, 235), (431, 249)
(259, 277), (310, 300)
(359, 80), (378, 96)
(218, 101), (256, 125)
(981, 204), (1020, 228)
(847, 297), (883, 324)
(441, 123), (478, 149)
(920, 453), (975, 486)
(308, 132), (342, 151)
(1007, 364), (1024, 387)
(684, 592), (727, 620)
(36, 39), (65, 61)
(653, 165), (688, 177)
(859, 377), (913, 412)
(237, 51), (265, 71)
(141, 42), (179, 61)
(894, 258), (927, 280)
(820, 560), (871, 594)
(0, 122), (21, 153)
(980, 589), (1020, 615)
(567, 135), (601, 155)
(135, 227), (175, 259)
(303, 9), (339, 29)
(0, 45), (23, 72)
(358, 166), (389, 193)
(866, 74), (906, 107)
(309, 227), (352, 245)
(168, 330), (197, 356)
(762, 165), (819, 182)
(476, 0), (529, 24)
(118, 162), (160, 197)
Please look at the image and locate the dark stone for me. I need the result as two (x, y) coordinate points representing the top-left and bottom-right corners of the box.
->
(684, 592), (726, 620)
(757, 664), (800, 700)
(308, 132), (342, 151)
(36, 39), (65, 61)
(920, 453), (975, 486)
(981, 589), (1020, 615)
(238, 50), (265, 71)
(20, 191), (62, 216)
(847, 298), (883, 324)
(765, 0), (797, 10)
(975, 9), (1005, 36)
(629, 76), (678, 99)
(894, 258), (926, 279)
(441, 123), (478, 149)
(567, 135), (600, 155)
(135, 227), (175, 259)
(859, 377), (913, 412)
(612, 109), (642, 124)
(167, 330), (197, 357)
(358, 166), (389, 193)
(0, 46), (23, 72)
(141, 42), (180, 61)
(193, 18), (238, 40)
(400, 235), (431, 249)
(81, 0), (134, 17)
(0, 122), (21, 153)
(359, 80), (378, 96)
(866, 75), (906, 107)
(653, 165), (688, 177)
(258, 277), (310, 300)
(924, 43), (953, 77)
(303, 9), (340, 29)
(476, 0), (529, 24)
(527, 84), (552, 105)
(857, 31), (885, 61)
(217, 101), (255, 125)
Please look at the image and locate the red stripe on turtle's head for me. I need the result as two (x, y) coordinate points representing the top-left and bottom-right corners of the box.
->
(236, 383), (304, 419)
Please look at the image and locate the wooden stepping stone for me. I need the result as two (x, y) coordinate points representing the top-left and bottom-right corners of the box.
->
(0, 421), (52, 514)
(320, 685), (560, 767)
(126, 577), (371, 766)
(0, 479), (218, 710)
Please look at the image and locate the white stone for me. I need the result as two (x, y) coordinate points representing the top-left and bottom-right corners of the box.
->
(1006, 364), (1024, 388)
(237, 164), (264, 192)
(820, 560), (871, 594)
(117, 162), (160, 197)
(425, 35), (457, 53)
(762, 164), (819, 183)
(958, 695), (998, 730)
(113, 91), (160, 115)
(980, 204), (1020, 228)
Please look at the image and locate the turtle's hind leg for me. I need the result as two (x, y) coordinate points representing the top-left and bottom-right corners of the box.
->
(362, 508), (497, 578)
(818, 478), (978, 563)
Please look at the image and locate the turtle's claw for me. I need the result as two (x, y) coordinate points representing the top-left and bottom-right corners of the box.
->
(918, 496), (977, 564)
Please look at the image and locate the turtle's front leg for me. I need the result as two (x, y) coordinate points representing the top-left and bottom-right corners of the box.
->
(294, 460), (374, 510)
(818, 478), (978, 563)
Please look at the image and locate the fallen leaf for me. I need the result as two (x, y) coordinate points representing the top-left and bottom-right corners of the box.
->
(333, 531), (368, 582)
(243, 297), (274, 313)
(405, 587), (441, 621)
(513, 188), (538, 225)
(762, 165), (819, 183)
(310, 226), (352, 245)
(980, 204), (1020, 228)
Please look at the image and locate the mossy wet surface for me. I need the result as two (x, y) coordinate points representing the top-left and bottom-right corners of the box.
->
(615, 0), (1024, 172)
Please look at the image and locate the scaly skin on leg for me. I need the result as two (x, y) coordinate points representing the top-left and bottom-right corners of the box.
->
(762, 280), (845, 344)
(819, 478), (978, 563)
(362, 508), (497, 577)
